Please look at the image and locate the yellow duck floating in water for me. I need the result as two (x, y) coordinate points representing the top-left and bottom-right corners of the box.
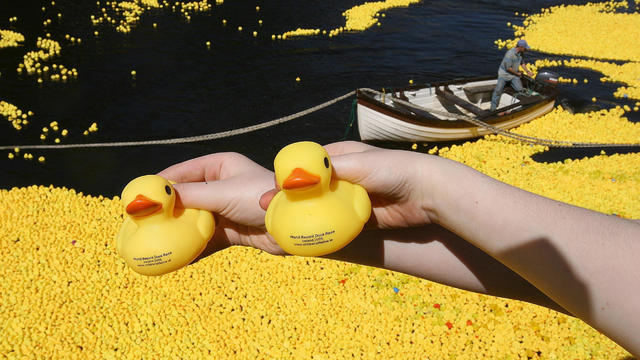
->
(265, 141), (371, 256)
(116, 175), (215, 276)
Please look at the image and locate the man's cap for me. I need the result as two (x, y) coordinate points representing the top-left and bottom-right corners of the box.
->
(517, 39), (530, 49)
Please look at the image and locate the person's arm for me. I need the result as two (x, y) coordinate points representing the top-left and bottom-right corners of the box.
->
(520, 61), (534, 77)
(427, 156), (640, 354)
(506, 66), (521, 77)
(160, 149), (568, 314)
(327, 141), (639, 356)
(160, 143), (639, 356)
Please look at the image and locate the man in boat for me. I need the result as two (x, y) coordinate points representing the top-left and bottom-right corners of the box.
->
(490, 39), (535, 113)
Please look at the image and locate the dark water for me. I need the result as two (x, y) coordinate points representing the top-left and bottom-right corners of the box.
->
(1, 0), (638, 196)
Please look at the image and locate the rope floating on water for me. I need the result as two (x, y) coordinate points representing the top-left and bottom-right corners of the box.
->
(0, 91), (356, 151)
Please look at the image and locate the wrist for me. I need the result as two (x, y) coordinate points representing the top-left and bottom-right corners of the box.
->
(419, 155), (492, 228)
(416, 154), (448, 225)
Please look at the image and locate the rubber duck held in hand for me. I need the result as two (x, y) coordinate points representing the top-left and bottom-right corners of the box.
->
(116, 175), (215, 276)
(265, 141), (371, 256)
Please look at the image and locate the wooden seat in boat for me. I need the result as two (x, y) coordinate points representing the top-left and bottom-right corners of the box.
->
(463, 84), (495, 103)
(436, 87), (490, 117)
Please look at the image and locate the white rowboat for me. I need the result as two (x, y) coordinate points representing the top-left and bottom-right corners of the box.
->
(356, 73), (559, 142)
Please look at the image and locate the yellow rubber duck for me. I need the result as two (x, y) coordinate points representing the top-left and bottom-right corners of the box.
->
(115, 175), (215, 276)
(265, 141), (371, 256)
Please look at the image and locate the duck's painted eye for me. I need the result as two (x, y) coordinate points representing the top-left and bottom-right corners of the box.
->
(324, 157), (329, 168)
(165, 185), (172, 195)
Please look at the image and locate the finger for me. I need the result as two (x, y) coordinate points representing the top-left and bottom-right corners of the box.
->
(158, 152), (253, 183)
(329, 150), (385, 187)
(324, 141), (377, 157)
(259, 189), (279, 210)
(172, 181), (233, 213)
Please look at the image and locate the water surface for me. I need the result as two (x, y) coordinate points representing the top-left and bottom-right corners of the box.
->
(0, 0), (636, 196)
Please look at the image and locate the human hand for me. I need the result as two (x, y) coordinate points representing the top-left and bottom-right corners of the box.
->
(158, 152), (284, 255)
(259, 141), (437, 230)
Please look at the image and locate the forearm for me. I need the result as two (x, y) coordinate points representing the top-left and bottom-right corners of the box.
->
(521, 63), (532, 75)
(325, 225), (568, 314)
(506, 67), (519, 76)
(426, 155), (640, 355)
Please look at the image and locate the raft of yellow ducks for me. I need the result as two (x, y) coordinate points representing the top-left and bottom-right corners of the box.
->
(1, 0), (640, 358)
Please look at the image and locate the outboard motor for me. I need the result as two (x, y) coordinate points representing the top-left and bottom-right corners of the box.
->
(535, 70), (559, 87)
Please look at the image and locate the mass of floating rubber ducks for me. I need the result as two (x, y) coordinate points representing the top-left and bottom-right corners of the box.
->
(0, 180), (634, 358)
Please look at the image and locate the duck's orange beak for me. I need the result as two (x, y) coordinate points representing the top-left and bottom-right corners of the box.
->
(126, 194), (162, 217)
(282, 168), (320, 190)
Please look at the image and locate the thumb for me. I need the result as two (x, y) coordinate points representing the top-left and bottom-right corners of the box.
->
(330, 150), (383, 190)
(172, 176), (273, 229)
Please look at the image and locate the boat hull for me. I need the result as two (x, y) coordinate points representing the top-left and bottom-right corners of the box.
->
(356, 77), (557, 142)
